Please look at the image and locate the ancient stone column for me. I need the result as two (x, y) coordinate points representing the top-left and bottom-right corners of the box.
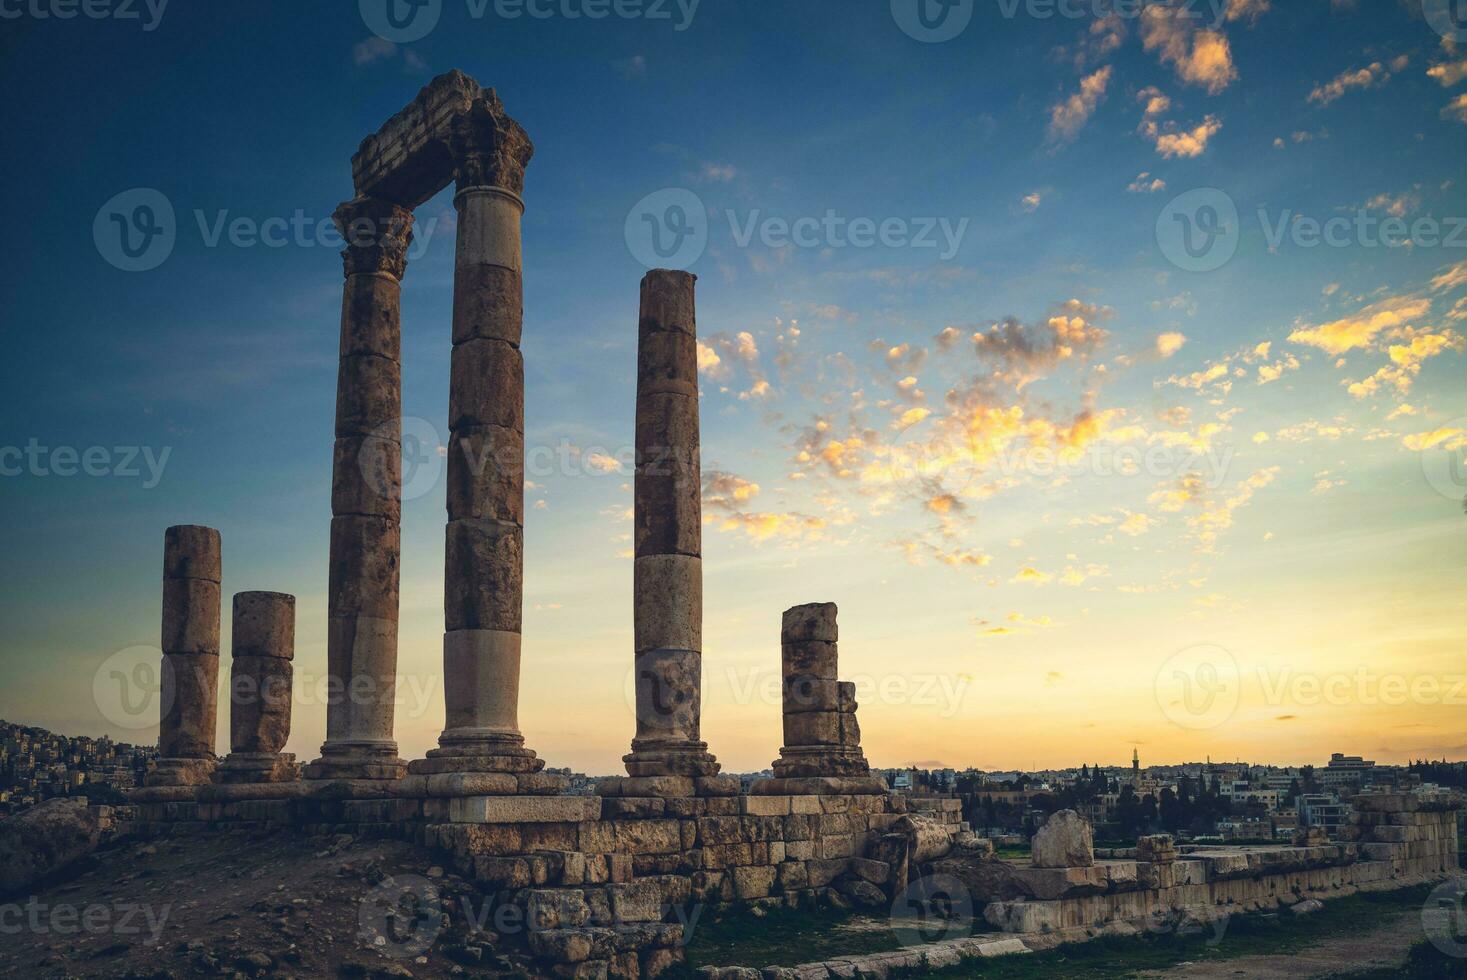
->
(624, 270), (720, 778)
(150, 525), (221, 787)
(413, 94), (546, 777)
(217, 592), (298, 784)
(305, 196), (413, 782)
(772, 602), (870, 780)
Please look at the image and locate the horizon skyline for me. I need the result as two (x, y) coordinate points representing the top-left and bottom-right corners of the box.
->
(2, 1), (1466, 775)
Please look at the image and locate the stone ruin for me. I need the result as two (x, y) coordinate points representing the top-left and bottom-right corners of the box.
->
(123, 69), (957, 979)
(115, 70), (1462, 978)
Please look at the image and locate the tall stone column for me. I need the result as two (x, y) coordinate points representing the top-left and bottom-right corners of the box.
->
(413, 95), (546, 777)
(149, 524), (221, 787)
(217, 592), (299, 784)
(306, 196), (413, 782)
(624, 270), (720, 779)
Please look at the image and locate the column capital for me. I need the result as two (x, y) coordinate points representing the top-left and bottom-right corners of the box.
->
(333, 197), (415, 280)
(450, 91), (534, 196)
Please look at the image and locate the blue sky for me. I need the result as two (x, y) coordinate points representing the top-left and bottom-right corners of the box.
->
(2, 0), (1466, 774)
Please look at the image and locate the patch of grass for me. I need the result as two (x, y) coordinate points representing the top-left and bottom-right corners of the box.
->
(919, 885), (1439, 979)
(675, 905), (903, 973)
(1320, 941), (1467, 979)
(676, 884), (1445, 979)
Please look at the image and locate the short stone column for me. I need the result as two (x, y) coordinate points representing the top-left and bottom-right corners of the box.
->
(149, 525), (221, 787)
(623, 270), (720, 780)
(305, 196), (413, 782)
(413, 94), (548, 780)
(767, 603), (878, 790)
(217, 592), (299, 784)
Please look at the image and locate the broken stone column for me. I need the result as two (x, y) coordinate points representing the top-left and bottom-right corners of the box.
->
(622, 270), (720, 782)
(770, 603), (873, 784)
(149, 525), (221, 787)
(413, 91), (548, 781)
(217, 592), (299, 784)
(305, 196), (413, 782)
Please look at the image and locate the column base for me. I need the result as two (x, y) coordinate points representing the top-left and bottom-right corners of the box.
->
(145, 757), (217, 787)
(623, 739), (721, 778)
(303, 741), (407, 781)
(213, 752), (300, 784)
(408, 730), (545, 775)
(771, 745), (872, 780)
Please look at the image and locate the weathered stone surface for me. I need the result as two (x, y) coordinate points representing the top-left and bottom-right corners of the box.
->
(0, 799), (109, 898)
(320, 614), (399, 744)
(449, 338), (524, 432)
(1031, 810), (1095, 869)
(328, 515), (400, 620)
(638, 269), (696, 336)
(782, 603), (838, 643)
(731, 865), (776, 900)
(782, 711), (841, 747)
(1135, 835), (1176, 864)
(527, 889), (592, 930)
(231, 592), (295, 660)
(335, 196), (415, 280)
(333, 435), (401, 520)
(637, 328), (698, 387)
(160, 653), (220, 759)
(444, 518), (523, 632)
(610, 880), (665, 922)
(634, 393), (701, 559)
(340, 270), (402, 358)
(448, 795), (601, 824)
(452, 263), (523, 346)
(227, 654), (293, 755)
(163, 525), (221, 582)
(632, 648), (701, 742)
(780, 642), (838, 682)
(334, 354), (401, 438)
(438, 628), (522, 735)
(162, 577), (222, 656)
(447, 424), (524, 524)
(783, 676), (840, 713)
(634, 555), (701, 654)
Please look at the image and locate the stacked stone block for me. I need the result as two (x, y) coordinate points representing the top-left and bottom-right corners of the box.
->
(768, 603), (873, 786)
(307, 194), (414, 783)
(149, 525), (222, 787)
(623, 270), (721, 782)
(414, 90), (550, 782)
(216, 591), (298, 784)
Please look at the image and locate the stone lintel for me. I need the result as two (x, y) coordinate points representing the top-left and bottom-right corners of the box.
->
(351, 70), (482, 209)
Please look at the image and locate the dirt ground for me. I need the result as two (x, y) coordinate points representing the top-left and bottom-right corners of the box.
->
(1142, 906), (1424, 978)
(0, 829), (531, 979)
